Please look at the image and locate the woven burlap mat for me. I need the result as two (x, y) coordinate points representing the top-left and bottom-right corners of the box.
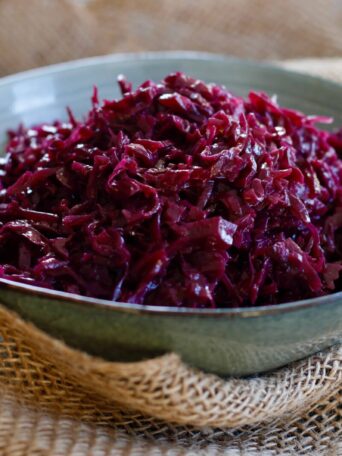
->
(0, 299), (341, 456)
(0, 0), (342, 75)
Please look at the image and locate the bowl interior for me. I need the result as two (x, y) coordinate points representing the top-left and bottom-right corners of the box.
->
(1, 52), (342, 140)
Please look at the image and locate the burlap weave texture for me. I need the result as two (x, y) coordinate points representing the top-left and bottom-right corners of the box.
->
(0, 303), (341, 455)
(0, 0), (342, 75)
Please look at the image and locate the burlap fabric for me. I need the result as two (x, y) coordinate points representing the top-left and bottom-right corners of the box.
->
(0, 301), (341, 455)
(0, 0), (342, 75)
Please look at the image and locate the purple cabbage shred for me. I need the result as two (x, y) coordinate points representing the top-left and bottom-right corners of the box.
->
(1, 72), (342, 308)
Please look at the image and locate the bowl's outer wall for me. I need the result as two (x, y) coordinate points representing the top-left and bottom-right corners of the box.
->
(0, 53), (342, 375)
(1, 285), (342, 376)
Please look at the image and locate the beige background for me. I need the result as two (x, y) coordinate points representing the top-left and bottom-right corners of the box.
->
(0, 0), (341, 75)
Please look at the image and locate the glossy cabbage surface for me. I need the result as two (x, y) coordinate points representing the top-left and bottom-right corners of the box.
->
(1, 72), (342, 308)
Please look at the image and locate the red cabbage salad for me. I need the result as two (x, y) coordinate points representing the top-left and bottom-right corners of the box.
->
(1, 72), (342, 308)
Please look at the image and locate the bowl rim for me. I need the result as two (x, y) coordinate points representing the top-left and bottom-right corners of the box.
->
(1, 277), (341, 318)
(1, 50), (342, 318)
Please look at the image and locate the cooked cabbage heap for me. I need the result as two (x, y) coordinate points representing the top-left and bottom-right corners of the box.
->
(1, 72), (342, 308)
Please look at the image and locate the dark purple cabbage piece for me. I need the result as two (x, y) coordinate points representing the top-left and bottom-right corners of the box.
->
(1, 72), (342, 308)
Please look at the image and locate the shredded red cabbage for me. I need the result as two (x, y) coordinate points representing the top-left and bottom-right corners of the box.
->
(1, 72), (342, 308)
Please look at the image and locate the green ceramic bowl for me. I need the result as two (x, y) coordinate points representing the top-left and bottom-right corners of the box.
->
(0, 52), (342, 376)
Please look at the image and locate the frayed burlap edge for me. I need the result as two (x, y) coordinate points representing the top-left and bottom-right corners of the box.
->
(0, 304), (341, 430)
(0, 389), (340, 456)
